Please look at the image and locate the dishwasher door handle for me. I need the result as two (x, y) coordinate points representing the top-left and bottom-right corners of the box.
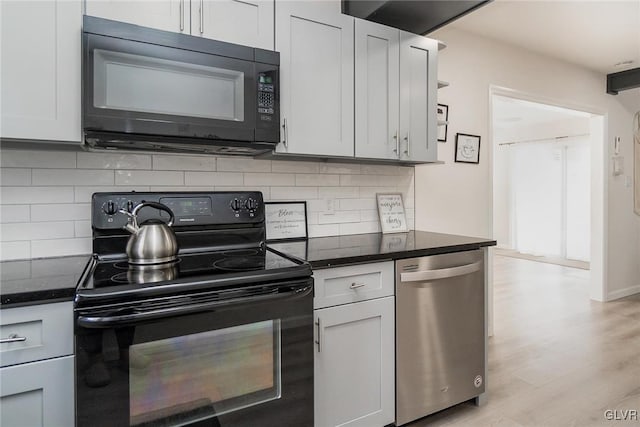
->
(400, 261), (481, 282)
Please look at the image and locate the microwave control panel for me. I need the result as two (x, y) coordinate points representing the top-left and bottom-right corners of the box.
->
(257, 72), (276, 118)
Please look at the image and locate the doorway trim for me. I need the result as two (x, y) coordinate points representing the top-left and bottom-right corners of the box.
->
(488, 85), (607, 302)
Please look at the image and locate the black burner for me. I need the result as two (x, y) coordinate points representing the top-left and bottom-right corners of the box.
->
(212, 256), (266, 271)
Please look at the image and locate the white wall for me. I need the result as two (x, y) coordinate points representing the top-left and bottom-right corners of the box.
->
(0, 148), (414, 260)
(415, 27), (639, 301)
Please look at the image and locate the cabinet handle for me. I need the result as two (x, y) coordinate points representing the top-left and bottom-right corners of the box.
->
(0, 333), (27, 344)
(199, 0), (204, 34)
(392, 130), (399, 157)
(315, 317), (321, 352)
(350, 282), (366, 289)
(282, 118), (288, 149)
(179, 0), (184, 31)
(404, 132), (410, 158)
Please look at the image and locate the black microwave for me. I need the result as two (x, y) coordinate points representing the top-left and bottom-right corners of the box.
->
(82, 16), (279, 155)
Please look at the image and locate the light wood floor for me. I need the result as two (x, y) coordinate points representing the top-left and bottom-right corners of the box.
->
(407, 255), (640, 427)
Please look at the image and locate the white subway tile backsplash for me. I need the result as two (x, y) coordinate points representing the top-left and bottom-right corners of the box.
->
(318, 187), (359, 199)
(0, 241), (31, 260)
(308, 224), (340, 238)
(319, 163), (361, 174)
(77, 152), (152, 170)
(31, 203), (90, 222)
(1, 150), (76, 169)
(1, 168), (31, 186)
(272, 160), (320, 173)
(318, 211), (360, 225)
(33, 169), (114, 186)
(339, 221), (381, 235)
(31, 238), (91, 258)
(269, 187), (318, 200)
(339, 198), (377, 211)
(295, 174), (340, 186)
(184, 172), (243, 186)
(74, 220), (91, 238)
(0, 148), (414, 260)
(0, 205), (30, 223)
(244, 173), (294, 187)
(74, 186), (150, 202)
(217, 157), (271, 172)
(153, 155), (216, 171)
(1, 221), (75, 241)
(116, 170), (184, 186)
(2, 187), (75, 204)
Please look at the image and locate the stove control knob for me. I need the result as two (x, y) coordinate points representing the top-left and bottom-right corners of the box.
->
(126, 200), (134, 212)
(103, 200), (117, 215)
(245, 198), (258, 210)
(231, 198), (242, 211)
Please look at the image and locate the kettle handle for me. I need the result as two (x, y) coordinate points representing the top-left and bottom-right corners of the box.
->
(131, 202), (176, 227)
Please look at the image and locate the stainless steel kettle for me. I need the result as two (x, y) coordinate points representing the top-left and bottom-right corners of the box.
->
(120, 202), (179, 265)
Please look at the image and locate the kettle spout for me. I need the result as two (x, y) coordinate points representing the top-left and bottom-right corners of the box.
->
(124, 222), (139, 234)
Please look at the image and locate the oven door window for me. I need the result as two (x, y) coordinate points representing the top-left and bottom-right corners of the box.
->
(128, 319), (281, 426)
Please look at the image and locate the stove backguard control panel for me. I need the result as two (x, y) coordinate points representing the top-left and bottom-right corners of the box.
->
(92, 192), (264, 230)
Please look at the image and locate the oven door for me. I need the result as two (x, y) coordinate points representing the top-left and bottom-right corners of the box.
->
(75, 279), (313, 427)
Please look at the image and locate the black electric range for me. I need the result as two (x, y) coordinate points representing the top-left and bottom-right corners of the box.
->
(75, 191), (313, 427)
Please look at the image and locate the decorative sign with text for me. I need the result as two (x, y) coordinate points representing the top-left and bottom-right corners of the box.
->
(376, 193), (408, 234)
(265, 202), (308, 241)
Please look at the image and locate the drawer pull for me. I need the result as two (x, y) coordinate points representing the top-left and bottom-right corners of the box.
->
(350, 282), (366, 289)
(0, 333), (27, 344)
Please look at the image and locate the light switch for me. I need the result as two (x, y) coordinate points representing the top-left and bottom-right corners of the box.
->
(612, 156), (624, 176)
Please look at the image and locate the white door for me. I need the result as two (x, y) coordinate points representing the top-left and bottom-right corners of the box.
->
(0, 357), (75, 427)
(85, 0), (188, 34)
(0, 0), (81, 142)
(194, 0), (274, 49)
(355, 19), (400, 160)
(314, 297), (395, 427)
(276, 0), (354, 157)
(399, 32), (438, 162)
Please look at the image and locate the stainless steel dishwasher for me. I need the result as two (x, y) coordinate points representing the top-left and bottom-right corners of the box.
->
(396, 249), (486, 426)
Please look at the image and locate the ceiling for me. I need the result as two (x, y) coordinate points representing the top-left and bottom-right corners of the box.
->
(441, 0), (640, 75)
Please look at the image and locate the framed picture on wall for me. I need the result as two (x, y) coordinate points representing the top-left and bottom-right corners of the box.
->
(454, 133), (481, 164)
(437, 104), (449, 142)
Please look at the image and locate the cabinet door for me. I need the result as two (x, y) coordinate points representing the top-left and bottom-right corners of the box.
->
(0, 0), (81, 142)
(276, 0), (354, 157)
(194, 0), (274, 50)
(355, 20), (400, 160)
(0, 356), (74, 427)
(315, 297), (395, 427)
(85, 0), (187, 34)
(399, 32), (438, 162)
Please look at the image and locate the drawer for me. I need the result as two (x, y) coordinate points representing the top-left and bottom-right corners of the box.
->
(313, 261), (394, 309)
(0, 302), (73, 367)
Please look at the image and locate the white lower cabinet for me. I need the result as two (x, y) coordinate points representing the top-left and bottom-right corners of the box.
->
(0, 301), (74, 427)
(0, 356), (75, 427)
(314, 296), (395, 427)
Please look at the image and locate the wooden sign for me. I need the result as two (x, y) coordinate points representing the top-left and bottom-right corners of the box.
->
(265, 202), (308, 241)
(376, 193), (408, 234)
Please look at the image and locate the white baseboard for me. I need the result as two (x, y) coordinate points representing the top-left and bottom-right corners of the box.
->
(607, 284), (640, 301)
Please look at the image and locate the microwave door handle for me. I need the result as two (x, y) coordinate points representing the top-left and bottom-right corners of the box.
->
(400, 261), (481, 283)
(76, 282), (313, 328)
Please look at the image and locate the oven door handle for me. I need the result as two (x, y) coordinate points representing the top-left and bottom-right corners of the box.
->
(76, 282), (313, 328)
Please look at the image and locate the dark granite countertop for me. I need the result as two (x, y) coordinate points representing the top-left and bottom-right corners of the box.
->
(0, 255), (90, 307)
(268, 230), (496, 269)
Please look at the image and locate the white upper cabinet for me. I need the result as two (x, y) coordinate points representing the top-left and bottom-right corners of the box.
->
(86, 0), (273, 49)
(399, 31), (438, 162)
(85, 0), (187, 34)
(275, 0), (354, 157)
(355, 19), (400, 160)
(194, 0), (274, 50)
(0, 0), (82, 142)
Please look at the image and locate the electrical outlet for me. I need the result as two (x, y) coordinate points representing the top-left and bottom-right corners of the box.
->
(326, 198), (336, 214)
